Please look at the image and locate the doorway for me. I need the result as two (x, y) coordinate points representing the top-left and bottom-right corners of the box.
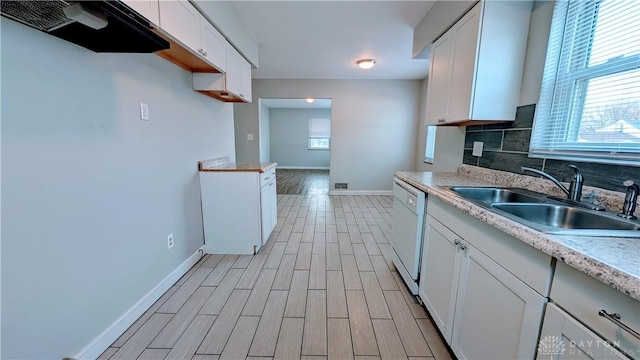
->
(258, 98), (332, 195)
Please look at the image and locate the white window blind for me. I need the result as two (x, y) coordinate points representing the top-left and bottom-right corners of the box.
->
(424, 126), (437, 163)
(309, 118), (330, 149)
(531, 0), (640, 165)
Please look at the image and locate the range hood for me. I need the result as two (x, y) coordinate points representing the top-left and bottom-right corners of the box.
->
(0, 0), (169, 53)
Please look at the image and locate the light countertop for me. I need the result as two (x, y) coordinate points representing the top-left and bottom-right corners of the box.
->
(395, 167), (640, 301)
(199, 161), (277, 173)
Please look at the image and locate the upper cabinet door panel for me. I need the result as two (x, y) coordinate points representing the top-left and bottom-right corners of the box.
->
(122, 0), (160, 26)
(446, 7), (479, 122)
(425, 32), (452, 125)
(158, 0), (200, 52)
(200, 20), (227, 72)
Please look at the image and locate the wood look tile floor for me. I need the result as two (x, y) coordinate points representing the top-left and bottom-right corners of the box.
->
(100, 194), (452, 360)
(276, 169), (330, 195)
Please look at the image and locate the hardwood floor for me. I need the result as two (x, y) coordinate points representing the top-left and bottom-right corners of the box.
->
(100, 194), (452, 360)
(276, 169), (330, 195)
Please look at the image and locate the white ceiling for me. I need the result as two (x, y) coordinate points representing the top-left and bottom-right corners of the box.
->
(261, 98), (333, 108)
(228, 1), (435, 80)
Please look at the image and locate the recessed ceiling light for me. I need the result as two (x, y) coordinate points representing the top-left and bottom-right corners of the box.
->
(357, 59), (376, 69)
(306, 98), (315, 103)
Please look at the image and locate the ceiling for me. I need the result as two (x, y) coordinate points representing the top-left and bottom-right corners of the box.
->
(228, 1), (435, 80)
(261, 98), (332, 109)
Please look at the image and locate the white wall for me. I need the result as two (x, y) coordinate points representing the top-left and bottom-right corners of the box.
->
(234, 80), (421, 191)
(269, 108), (331, 168)
(259, 101), (271, 162)
(1, 19), (235, 359)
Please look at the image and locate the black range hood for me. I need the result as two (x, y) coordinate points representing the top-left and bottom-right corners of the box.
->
(0, 0), (169, 53)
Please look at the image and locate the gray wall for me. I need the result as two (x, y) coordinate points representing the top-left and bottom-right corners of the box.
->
(270, 108), (331, 168)
(234, 79), (421, 191)
(259, 101), (271, 162)
(1, 18), (235, 359)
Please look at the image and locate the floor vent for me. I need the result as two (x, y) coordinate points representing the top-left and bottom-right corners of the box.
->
(335, 183), (348, 189)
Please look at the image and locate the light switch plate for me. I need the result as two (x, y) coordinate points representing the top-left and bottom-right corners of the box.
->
(472, 141), (484, 157)
(140, 103), (149, 121)
(247, 133), (254, 141)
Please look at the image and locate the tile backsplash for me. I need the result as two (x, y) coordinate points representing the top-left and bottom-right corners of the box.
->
(462, 104), (640, 193)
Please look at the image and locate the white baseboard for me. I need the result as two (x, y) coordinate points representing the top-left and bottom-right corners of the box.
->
(75, 245), (206, 360)
(328, 190), (393, 196)
(276, 166), (330, 170)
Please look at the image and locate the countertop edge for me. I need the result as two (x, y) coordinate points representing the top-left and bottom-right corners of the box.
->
(394, 171), (640, 302)
(199, 162), (278, 173)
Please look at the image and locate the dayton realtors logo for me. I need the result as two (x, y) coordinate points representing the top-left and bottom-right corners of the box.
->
(538, 335), (566, 358)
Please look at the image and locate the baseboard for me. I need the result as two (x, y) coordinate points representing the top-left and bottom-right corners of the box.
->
(328, 190), (393, 196)
(276, 166), (330, 170)
(74, 245), (206, 360)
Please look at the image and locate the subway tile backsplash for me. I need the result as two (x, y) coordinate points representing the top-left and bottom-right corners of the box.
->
(462, 104), (640, 193)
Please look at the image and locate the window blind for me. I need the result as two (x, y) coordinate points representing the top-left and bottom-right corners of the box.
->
(309, 118), (331, 138)
(531, 0), (640, 165)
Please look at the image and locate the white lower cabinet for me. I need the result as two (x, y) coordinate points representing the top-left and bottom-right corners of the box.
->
(199, 168), (277, 254)
(539, 303), (629, 360)
(420, 197), (551, 359)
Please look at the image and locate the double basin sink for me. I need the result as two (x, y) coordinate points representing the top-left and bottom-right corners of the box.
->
(444, 187), (640, 237)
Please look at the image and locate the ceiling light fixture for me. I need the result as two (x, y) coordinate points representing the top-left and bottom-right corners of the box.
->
(357, 59), (376, 70)
(306, 98), (315, 104)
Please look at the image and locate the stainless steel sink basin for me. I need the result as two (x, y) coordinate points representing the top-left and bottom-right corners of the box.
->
(443, 186), (640, 237)
(449, 187), (546, 205)
(492, 203), (640, 231)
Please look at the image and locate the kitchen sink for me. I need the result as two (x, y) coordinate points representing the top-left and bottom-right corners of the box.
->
(449, 187), (546, 205)
(492, 203), (640, 231)
(443, 186), (640, 237)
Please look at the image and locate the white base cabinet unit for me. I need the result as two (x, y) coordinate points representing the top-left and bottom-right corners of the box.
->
(539, 262), (640, 359)
(419, 197), (553, 359)
(199, 166), (277, 254)
(425, 1), (532, 125)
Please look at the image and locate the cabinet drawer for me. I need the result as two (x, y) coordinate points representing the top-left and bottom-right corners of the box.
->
(551, 262), (640, 356)
(260, 168), (276, 187)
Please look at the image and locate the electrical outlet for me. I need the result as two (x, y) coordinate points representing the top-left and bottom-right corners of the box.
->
(167, 233), (174, 249)
(247, 133), (254, 141)
(140, 102), (149, 121)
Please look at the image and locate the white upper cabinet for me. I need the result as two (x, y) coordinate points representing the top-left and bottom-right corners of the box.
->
(122, 0), (160, 26)
(199, 19), (227, 72)
(156, 0), (226, 73)
(158, 0), (200, 53)
(192, 43), (253, 103)
(425, 1), (532, 126)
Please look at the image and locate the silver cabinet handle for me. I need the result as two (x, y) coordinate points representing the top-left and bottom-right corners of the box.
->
(459, 244), (467, 251)
(599, 309), (640, 340)
(239, 93), (245, 98)
(454, 239), (460, 245)
(437, 119), (446, 123)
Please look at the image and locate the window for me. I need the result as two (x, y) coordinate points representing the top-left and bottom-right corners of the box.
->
(531, 0), (640, 165)
(309, 118), (331, 150)
(424, 125), (437, 163)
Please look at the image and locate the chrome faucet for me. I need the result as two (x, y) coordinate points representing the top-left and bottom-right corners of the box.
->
(521, 165), (584, 201)
(618, 180), (639, 220)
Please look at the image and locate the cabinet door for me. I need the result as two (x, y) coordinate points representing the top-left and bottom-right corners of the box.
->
(269, 179), (277, 232)
(538, 303), (629, 360)
(446, 3), (480, 123)
(225, 45), (241, 96)
(260, 183), (271, 245)
(238, 56), (253, 102)
(200, 20), (227, 72)
(419, 216), (463, 343)
(425, 32), (452, 125)
(122, 0), (160, 26)
(452, 241), (545, 360)
(158, 0), (200, 52)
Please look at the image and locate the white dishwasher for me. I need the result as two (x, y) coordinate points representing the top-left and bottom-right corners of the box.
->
(391, 178), (426, 295)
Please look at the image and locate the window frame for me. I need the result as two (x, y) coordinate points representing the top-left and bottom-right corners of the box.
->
(530, 0), (640, 166)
